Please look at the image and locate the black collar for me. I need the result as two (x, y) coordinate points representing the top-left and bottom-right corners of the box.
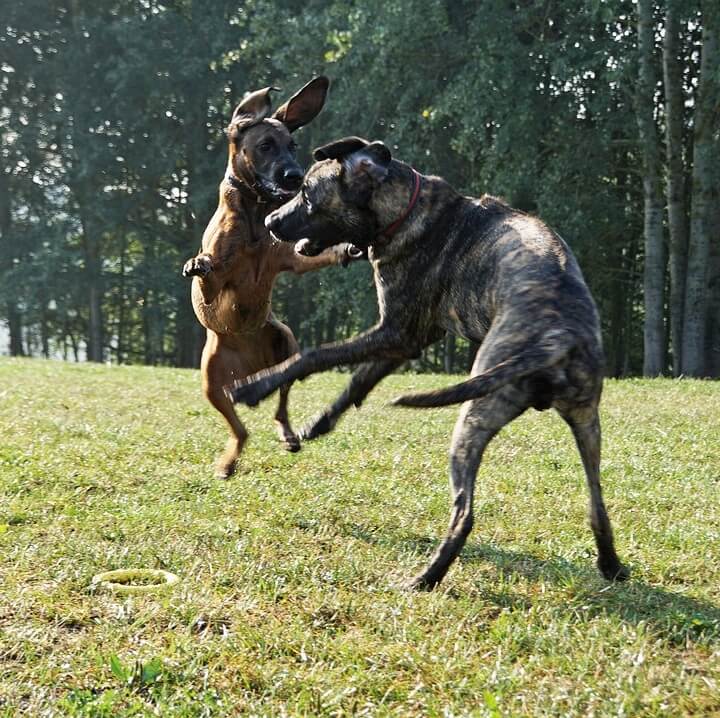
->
(225, 172), (267, 204)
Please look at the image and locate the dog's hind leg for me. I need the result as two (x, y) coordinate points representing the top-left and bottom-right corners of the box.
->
(202, 345), (249, 479)
(208, 393), (249, 479)
(407, 388), (527, 590)
(300, 359), (402, 441)
(274, 381), (300, 452)
(562, 407), (629, 581)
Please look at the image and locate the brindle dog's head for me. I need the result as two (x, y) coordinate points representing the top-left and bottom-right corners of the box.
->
(227, 77), (329, 202)
(265, 136), (392, 255)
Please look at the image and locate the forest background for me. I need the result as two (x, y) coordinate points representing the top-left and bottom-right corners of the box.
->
(1, 0), (718, 377)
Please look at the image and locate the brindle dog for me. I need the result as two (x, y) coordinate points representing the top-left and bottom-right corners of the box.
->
(229, 136), (629, 590)
(182, 80), (359, 479)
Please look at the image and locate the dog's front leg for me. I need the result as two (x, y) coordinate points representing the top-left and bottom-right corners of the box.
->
(302, 327), (444, 438)
(228, 324), (412, 407)
(279, 242), (363, 274)
(182, 252), (225, 304)
(300, 359), (403, 440)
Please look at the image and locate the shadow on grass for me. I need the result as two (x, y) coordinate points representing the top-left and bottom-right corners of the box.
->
(343, 523), (720, 646)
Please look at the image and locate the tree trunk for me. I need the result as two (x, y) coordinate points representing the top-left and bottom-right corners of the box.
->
(324, 305), (337, 344)
(466, 341), (479, 372)
(606, 236), (629, 377)
(68, 1), (104, 363)
(116, 234), (127, 364)
(69, 329), (79, 362)
(0, 148), (23, 357)
(636, 0), (666, 376)
(681, 0), (719, 377)
(175, 298), (203, 368)
(6, 302), (24, 356)
(443, 333), (456, 373)
(80, 213), (104, 362)
(662, 1), (688, 375)
(143, 289), (165, 365)
(175, 67), (213, 368)
(175, 202), (204, 367)
(87, 275), (104, 361)
(40, 297), (50, 359)
(174, 204), (204, 367)
(707, 220), (720, 377)
(704, 149), (720, 377)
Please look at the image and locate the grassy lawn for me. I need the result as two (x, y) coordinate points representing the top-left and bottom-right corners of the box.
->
(0, 357), (718, 716)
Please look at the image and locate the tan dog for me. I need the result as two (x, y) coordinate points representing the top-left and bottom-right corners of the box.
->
(182, 78), (359, 478)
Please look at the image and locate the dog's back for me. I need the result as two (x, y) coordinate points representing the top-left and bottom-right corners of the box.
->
(375, 178), (604, 411)
(417, 189), (601, 353)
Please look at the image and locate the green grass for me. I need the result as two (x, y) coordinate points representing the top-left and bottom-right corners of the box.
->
(1, 357), (719, 717)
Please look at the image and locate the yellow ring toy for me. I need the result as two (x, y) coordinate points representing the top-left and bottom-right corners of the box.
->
(91, 568), (180, 595)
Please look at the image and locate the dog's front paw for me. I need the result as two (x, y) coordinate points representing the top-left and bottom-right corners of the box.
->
(298, 412), (335, 441)
(337, 243), (365, 267)
(227, 381), (262, 408)
(404, 573), (439, 592)
(182, 254), (213, 278)
(228, 374), (277, 407)
(598, 557), (630, 582)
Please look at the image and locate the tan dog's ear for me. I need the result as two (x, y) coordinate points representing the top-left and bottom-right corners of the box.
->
(227, 86), (278, 139)
(273, 76), (329, 133)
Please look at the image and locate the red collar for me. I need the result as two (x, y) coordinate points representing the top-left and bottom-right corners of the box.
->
(379, 169), (421, 238)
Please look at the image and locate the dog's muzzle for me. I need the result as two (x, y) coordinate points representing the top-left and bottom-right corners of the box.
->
(294, 238), (324, 257)
(264, 209), (283, 234)
(259, 178), (295, 202)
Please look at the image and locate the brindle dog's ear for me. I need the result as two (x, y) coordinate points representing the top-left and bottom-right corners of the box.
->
(344, 141), (392, 183)
(273, 76), (329, 133)
(227, 86), (279, 139)
(313, 136), (369, 161)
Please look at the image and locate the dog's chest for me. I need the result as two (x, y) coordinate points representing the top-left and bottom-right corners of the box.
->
(371, 259), (417, 324)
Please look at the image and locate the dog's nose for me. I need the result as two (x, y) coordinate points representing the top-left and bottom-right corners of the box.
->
(282, 168), (303, 189)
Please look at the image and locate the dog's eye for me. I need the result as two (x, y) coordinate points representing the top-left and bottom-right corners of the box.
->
(258, 141), (273, 152)
(288, 141), (298, 153)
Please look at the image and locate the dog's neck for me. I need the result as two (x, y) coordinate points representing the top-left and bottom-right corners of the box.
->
(368, 166), (461, 261)
(222, 167), (280, 246)
(225, 169), (268, 205)
(377, 169), (422, 239)
(369, 163), (424, 251)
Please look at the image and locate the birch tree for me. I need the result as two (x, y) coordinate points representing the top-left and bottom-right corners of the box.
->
(662, 0), (688, 375)
(636, 0), (666, 375)
(681, 0), (720, 376)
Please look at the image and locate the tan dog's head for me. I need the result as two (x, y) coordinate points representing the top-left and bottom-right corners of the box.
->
(227, 77), (329, 202)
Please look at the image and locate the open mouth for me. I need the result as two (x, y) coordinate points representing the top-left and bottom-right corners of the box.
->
(256, 177), (297, 202)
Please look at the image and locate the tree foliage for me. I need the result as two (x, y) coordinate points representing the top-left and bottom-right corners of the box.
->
(1, 0), (718, 375)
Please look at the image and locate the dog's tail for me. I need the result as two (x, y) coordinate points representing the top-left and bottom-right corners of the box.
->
(392, 329), (575, 408)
